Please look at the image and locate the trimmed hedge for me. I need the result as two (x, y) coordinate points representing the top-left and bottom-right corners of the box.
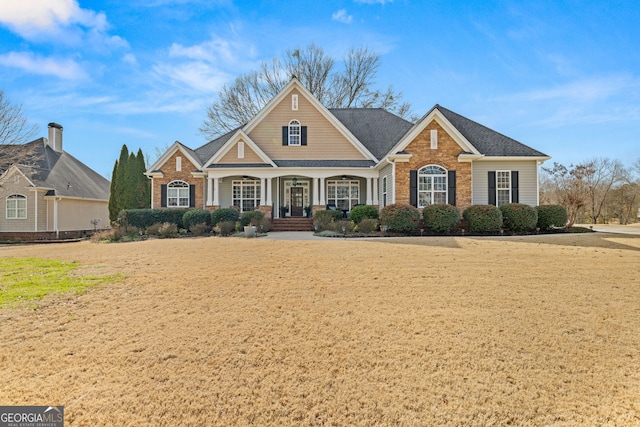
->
(122, 209), (189, 229)
(462, 205), (503, 233)
(500, 203), (538, 233)
(422, 204), (460, 233)
(379, 204), (421, 234)
(239, 210), (264, 227)
(182, 209), (211, 230)
(211, 208), (240, 226)
(349, 205), (379, 224)
(536, 204), (568, 231)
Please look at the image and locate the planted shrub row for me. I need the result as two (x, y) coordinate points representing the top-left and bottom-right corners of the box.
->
(349, 205), (379, 224)
(536, 204), (568, 231)
(211, 208), (240, 226)
(379, 204), (421, 234)
(422, 204), (460, 233)
(121, 209), (189, 229)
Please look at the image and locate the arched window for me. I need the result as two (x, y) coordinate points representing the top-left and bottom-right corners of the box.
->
(418, 165), (447, 207)
(6, 194), (27, 219)
(288, 120), (301, 146)
(167, 180), (190, 207)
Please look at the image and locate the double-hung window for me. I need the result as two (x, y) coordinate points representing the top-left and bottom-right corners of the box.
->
(232, 180), (261, 212)
(417, 165), (447, 207)
(167, 180), (190, 207)
(6, 194), (26, 219)
(288, 120), (301, 146)
(327, 180), (359, 211)
(496, 171), (511, 206)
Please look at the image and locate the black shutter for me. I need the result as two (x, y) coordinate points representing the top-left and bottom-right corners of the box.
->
(511, 171), (519, 203)
(448, 170), (456, 206)
(161, 184), (167, 208)
(410, 170), (418, 207)
(301, 126), (307, 146)
(488, 171), (496, 206)
(189, 185), (196, 208)
(282, 126), (288, 146)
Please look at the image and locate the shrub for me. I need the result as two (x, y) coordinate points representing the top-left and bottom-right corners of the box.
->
(256, 217), (272, 233)
(356, 218), (379, 234)
(463, 205), (503, 233)
(536, 205), (568, 231)
(211, 208), (240, 226)
(331, 220), (355, 234)
(145, 222), (163, 236)
(157, 222), (178, 238)
(379, 204), (421, 234)
(349, 205), (379, 224)
(314, 210), (343, 232)
(500, 203), (538, 233)
(189, 222), (211, 236)
(122, 209), (188, 229)
(239, 210), (264, 227)
(422, 204), (460, 233)
(215, 221), (236, 236)
(182, 209), (211, 230)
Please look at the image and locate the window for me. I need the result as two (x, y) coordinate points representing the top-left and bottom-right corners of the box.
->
(288, 120), (301, 146)
(6, 194), (27, 219)
(382, 176), (388, 207)
(233, 180), (261, 212)
(418, 165), (447, 207)
(292, 94), (298, 111)
(167, 180), (190, 207)
(496, 171), (511, 206)
(176, 156), (182, 172)
(327, 180), (359, 211)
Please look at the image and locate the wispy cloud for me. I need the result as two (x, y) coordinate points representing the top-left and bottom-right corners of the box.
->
(152, 62), (230, 93)
(354, 0), (394, 4)
(332, 9), (353, 24)
(0, 51), (87, 80)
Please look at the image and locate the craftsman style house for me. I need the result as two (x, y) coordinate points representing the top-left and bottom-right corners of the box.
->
(147, 79), (549, 220)
(0, 123), (110, 239)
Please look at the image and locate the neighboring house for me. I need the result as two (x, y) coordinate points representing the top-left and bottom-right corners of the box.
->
(0, 123), (110, 239)
(147, 79), (549, 222)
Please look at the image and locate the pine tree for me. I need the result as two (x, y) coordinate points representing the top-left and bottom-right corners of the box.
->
(108, 159), (119, 222)
(135, 149), (150, 208)
(108, 145), (150, 222)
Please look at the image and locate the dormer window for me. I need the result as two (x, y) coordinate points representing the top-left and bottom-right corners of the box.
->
(288, 120), (301, 146)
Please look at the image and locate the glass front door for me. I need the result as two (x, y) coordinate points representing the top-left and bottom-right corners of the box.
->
(290, 187), (304, 217)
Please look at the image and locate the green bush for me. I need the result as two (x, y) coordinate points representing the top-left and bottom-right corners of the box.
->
(356, 218), (379, 234)
(379, 204), (421, 234)
(536, 204), (568, 231)
(215, 221), (236, 236)
(463, 205), (503, 233)
(122, 209), (189, 229)
(422, 204), (460, 233)
(349, 205), (379, 224)
(189, 222), (211, 236)
(211, 208), (240, 226)
(500, 203), (538, 233)
(182, 209), (211, 230)
(157, 222), (178, 238)
(314, 210), (343, 232)
(239, 210), (265, 227)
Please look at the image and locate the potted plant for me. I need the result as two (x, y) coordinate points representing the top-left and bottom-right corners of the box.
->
(304, 205), (312, 218)
(280, 205), (288, 217)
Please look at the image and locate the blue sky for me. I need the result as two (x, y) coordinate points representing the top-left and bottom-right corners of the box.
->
(0, 0), (638, 178)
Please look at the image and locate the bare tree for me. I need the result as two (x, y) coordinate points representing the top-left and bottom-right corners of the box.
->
(582, 158), (624, 224)
(542, 162), (591, 226)
(200, 44), (412, 139)
(0, 90), (39, 173)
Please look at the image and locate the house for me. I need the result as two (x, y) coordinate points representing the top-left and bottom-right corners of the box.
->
(147, 79), (549, 225)
(0, 123), (110, 240)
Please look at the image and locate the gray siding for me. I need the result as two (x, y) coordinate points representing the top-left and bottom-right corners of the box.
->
(378, 163), (394, 208)
(472, 160), (540, 206)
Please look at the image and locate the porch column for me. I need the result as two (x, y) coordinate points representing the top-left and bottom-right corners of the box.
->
(319, 177), (325, 205)
(213, 178), (220, 205)
(312, 178), (319, 205)
(372, 178), (379, 205)
(366, 178), (373, 205)
(207, 177), (213, 206)
(266, 178), (273, 205)
(260, 178), (266, 205)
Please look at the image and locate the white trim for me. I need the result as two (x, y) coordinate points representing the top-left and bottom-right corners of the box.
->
(6, 194), (27, 219)
(288, 119), (301, 146)
(237, 141), (244, 159)
(203, 130), (276, 168)
(430, 129), (438, 149)
(292, 94), (298, 111)
(146, 141), (202, 175)
(496, 170), (511, 207)
(176, 156), (182, 171)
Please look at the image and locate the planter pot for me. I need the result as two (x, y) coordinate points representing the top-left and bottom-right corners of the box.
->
(244, 225), (257, 238)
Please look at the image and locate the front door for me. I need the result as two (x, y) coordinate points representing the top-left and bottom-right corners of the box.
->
(290, 187), (304, 217)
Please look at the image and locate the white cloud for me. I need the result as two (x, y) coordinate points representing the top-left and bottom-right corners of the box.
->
(332, 9), (353, 24)
(0, 51), (87, 80)
(153, 62), (230, 93)
(354, 0), (394, 4)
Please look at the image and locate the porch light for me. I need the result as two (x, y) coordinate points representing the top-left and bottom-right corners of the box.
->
(292, 177), (301, 186)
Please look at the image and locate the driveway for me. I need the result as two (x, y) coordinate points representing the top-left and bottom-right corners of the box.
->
(585, 224), (640, 235)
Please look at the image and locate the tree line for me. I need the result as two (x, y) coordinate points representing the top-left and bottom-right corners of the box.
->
(108, 145), (150, 222)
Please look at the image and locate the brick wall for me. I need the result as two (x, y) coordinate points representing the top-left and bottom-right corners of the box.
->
(395, 120), (472, 210)
(153, 151), (205, 209)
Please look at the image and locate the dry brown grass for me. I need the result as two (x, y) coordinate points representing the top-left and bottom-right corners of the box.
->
(0, 233), (639, 426)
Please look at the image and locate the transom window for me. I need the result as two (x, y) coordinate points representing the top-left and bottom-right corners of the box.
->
(496, 171), (511, 206)
(418, 165), (447, 207)
(327, 180), (359, 211)
(233, 180), (261, 213)
(167, 180), (189, 207)
(288, 120), (301, 146)
(6, 194), (27, 219)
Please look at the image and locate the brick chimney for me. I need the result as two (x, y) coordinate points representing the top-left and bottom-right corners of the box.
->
(47, 122), (63, 152)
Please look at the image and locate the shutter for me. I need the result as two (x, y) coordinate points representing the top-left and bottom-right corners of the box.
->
(189, 185), (196, 208)
(301, 126), (307, 146)
(488, 171), (496, 205)
(410, 170), (418, 207)
(161, 184), (167, 208)
(282, 126), (288, 146)
(448, 170), (456, 206)
(511, 171), (519, 203)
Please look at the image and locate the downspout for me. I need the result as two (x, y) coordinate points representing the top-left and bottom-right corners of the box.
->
(53, 197), (61, 239)
(34, 190), (38, 232)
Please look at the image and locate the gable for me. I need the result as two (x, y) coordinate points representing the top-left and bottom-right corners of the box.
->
(147, 142), (202, 175)
(217, 138), (268, 164)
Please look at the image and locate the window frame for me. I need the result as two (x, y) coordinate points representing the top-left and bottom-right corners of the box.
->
(288, 120), (301, 146)
(417, 165), (448, 208)
(496, 170), (511, 207)
(6, 194), (27, 219)
(167, 180), (190, 208)
(327, 180), (360, 212)
(232, 179), (261, 213)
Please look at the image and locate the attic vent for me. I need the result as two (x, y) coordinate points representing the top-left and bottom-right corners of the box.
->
(430, 129), (438, 149)
(292, 94), (298, 111)
(238, 141), (245, 159)
(176, 156), (182, 172)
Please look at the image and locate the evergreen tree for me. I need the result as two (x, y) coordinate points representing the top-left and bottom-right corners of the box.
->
(108, 145), (150, 222)
(108, 159), (119, 222)
(135, 149), (151, 208)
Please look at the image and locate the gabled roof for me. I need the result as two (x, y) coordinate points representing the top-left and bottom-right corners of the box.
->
(0, 139), (110, 200)
(434, 105), (549, 158)
(203, 129), (275, 168)
(194, 127), (242, 165)
(147, 140), (202, 174)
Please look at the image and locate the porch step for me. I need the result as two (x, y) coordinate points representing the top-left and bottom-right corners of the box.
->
(271, 217), (314, 232)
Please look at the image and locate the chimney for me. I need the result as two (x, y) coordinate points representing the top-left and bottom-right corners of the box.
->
(47, 122), (63, 152)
